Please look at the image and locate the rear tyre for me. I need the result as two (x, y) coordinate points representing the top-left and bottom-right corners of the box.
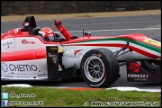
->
(80, 48), (119, 88)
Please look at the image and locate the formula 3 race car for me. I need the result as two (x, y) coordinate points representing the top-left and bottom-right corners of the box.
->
(1, 16), (161, 87)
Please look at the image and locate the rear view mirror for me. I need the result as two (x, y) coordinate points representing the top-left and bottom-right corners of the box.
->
(84, 32), (91, 36)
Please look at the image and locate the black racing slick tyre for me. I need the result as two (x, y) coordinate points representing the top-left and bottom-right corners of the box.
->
(80, 48), (119, 88)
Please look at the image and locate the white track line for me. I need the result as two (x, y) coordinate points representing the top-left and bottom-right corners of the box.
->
(106, 87), (161, 92)
(2, 28), (161, 34)
(2, 84), (161, 92)
(2, 84), (33, 88)
(69, 28), (161, 33)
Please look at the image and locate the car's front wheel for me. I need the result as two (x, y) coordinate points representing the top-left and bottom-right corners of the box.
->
(80, 48), (120, 88)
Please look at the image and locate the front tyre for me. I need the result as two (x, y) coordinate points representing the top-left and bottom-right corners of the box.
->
(80, 48), (119, 88)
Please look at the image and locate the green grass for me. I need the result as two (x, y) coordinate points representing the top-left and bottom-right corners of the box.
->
(1, 86), (161, 107)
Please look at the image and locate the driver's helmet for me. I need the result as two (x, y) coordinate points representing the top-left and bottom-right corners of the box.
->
(38, 27), (55, 41)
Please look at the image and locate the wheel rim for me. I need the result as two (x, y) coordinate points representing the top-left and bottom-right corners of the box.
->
(84, 56), (105, 82)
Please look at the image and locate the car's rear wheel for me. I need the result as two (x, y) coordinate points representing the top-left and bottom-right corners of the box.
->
(80, 48), (119, 88)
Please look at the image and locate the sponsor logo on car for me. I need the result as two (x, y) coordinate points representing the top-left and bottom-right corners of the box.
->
(129, 62), (140, 73)
(9, 64), (37, 72)
(3, 75), (14, 78)
(74, 50), (81, 56)
(2, 63), (38, 72)
(22, 39), (35, 44)
(127, 74), (149, 81)
(143, 38), (161, 47)
(37, 73), (47, 77)
(17, 75), (32, 78)
(1, 63), (8, 72)
(48, 53), (58, 63)
(128, 74), (149, 78)
(127, 61), (150, 81)
(1, 40), (14, 47)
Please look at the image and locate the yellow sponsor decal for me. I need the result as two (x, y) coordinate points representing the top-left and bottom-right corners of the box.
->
(58, 49), (64, 53)
(143, 38), (161, 47)
(50, 47), (57, 50)
(50, 47), (63, 53)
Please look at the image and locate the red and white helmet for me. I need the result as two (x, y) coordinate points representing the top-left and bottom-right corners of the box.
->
(38, 27), (55, 41)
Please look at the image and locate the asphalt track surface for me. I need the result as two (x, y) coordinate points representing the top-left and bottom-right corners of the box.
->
(1, 15), (161, 89)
